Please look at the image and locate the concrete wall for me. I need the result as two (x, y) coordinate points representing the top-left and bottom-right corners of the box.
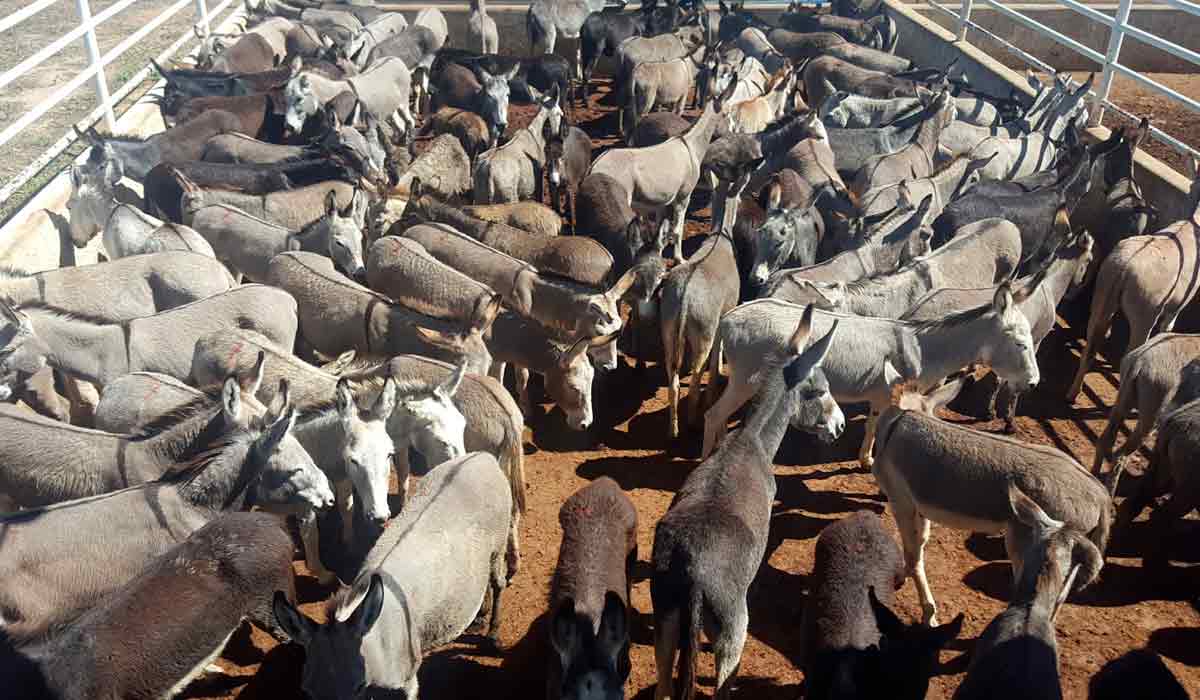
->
(911, 4), (1200, 73)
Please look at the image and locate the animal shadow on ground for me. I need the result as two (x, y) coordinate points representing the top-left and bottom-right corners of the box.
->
(419, 647), (506, 699)
(630, 675), (801, 700)
(216, 623), (268, 667)
(774, 471), (885, 516)
(1107, 516), (1200, 562)
(965, 559), (1200, 608)
(1148, 627), (1200, 666)
(233, 641), (306, 699)
(964, 533), (1009, 561)
(576, 454), (697, 493)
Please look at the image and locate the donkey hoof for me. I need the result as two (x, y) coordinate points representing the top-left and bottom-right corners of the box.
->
(922, 606), (939, 627)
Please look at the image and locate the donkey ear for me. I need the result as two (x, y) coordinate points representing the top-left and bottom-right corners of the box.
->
(258, 405), (297, 456)
(241, 350), (267, 398)
(220, 376), (243, 423)
(1007, 483), (1062, 532)
(272, 591), (315, 645)
(326, 189), (339, 216)
(993, 282), (1014, 315)
(372, 376), (397, 419)
(883, 358), (904, 388)
(347, 574), (385, 638)
(924, 377), (965, 413)
(335, 377), (355, 417)
(597, 591), (629, 677)
(437, 360), (467, 398)
(267, 378), (291, 423)
(1134, 117), (1150, 149)
(559, 335), (592, 368)
(868, 587), (905, 638)
(103, 158), (124, 188)
(550, 598), (582, 673)
(785, 320), (837, 389)
(786, 303), (815, 355)
(69, 164), (84, 189)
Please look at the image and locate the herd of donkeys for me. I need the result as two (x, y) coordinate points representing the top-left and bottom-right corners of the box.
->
(0, 0), (1198, 696)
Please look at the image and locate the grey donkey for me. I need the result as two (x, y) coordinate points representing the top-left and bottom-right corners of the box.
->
(651, 306), (838, 700)
(872, 370), (1111, 626)
(469, 0), (499, 53)
(273, 451), (512, 699)
(801, 511), (964, 700)
(548, 477), (637, 700)
(0, 511), (297, 700)
(527, 0), (608, 77)
(473, 85), (564, 204)
(952, 485), (1105, 700)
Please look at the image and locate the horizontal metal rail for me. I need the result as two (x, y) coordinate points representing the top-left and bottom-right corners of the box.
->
(0, 0), (60, 34)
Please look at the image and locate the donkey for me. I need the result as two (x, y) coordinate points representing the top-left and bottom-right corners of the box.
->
(802, 512), (963, 700)
(0, 376), (329, 642)
(782, 1), (897, 51)
(703, 286), (1040, 463)
(285, 56), (415, 135)
(952, 485), (1105, 700)
(743, 182), (829, 289)
(0, 252), (231, 328)
(373, 135), (473, 228)
(850, 89), (956, 197)
(580, 0), (676, 100)
(819, 91), (1001, 129)
(527, 0), (608, 76)
(160, 91), (282, 140)
(547, 122), (594, 230)
(463, 200), (564, 238)
(189, 195), (366, 283)
(577, 174), (667, 277)
(469, 0), (500, 53)
(590, 77), (739, 262)
(410, 199), (612, 286)
(726, 67), (801, 134)
(1090, 334), (1200, 486)
(903, 227), (1094, 432)
(872, 370), (1110, 625)
(487, 312), (618, 431)
(651, 307), (838, 700)
(1065, 157), (1200, 404)
(1116, 391), (1200, 565)
(660, 230), (741, 439)
(77, 110), (242, 181)
(332, 352), (526, 575)
(1085, 118), (1157, 262)
(180, 176), (365, 232)
(624, 45), (708, 140)
(803, 55), (926, 109)
(614, 25), (708, 131)
(857, 152), (995, 219)
(549, 477), (637, 700)
(366, 235), (497, 322)
(0, 285), (296, 390)
(473, 86), (564, 203)
(429, 63), (517, 147)
(1, 512), (297, 699)
(780, 216), (1024, 319)
(342, 12), (410, 66)
(419, 106), (493, 166)
(267, 251), (498, 373)
(273, 452), (512, 698)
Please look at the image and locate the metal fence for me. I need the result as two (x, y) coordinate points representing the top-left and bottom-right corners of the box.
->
(926, 0), (1200, 161)
(0, 0), (240, 205)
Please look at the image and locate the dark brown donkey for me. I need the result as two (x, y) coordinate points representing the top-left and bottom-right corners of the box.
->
(548, 477), (637, 700)
(0, 511), (296, 699)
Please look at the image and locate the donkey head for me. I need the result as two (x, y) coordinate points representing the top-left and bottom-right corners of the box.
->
(530, 84), (565, 141)
(254, 381), (335, 512)
(476, 67), (517, 146)
(409, 292), (502, 376)
(867, 587), (964, 700)
(1103, 117), (1148, 189)
(323, 106), (389, 187)
(333, 377), (396, 527)
(544, 121), (568, 189)
(284, 73), (320, 133)
(980, 283), (1040, 392)
(0, 303), (45, 398)
(392, 362), (468, 475)
(779, 305), (844, 442)
(882, 360), (966, 416)
(749, 184), (823, 287)
(549, 331), (619, 430)
(294, 190), (368, 283)
(66, 155), (123, 248)
(1007, 484), (1104, 602)
(550, 592), (630, 700)
(274, 573), (387, 700)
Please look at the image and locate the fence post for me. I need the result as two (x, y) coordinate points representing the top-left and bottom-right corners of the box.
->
(194, 0), (210, 35)
(1090, 0), (1133, 127)
(957, 0), (974, 41)
(75, 0), (115, 131)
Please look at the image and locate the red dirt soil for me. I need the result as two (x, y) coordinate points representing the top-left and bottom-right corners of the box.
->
(181, 83), (1200, 700)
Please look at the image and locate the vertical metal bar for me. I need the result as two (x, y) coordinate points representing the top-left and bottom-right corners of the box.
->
(958, 0), (974, 41)
(1091, 0), (1133, 127)
(194, 0), (210, 35)
(75, 0), (115, 131)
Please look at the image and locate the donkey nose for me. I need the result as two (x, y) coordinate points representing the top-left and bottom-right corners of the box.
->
(352, 267), (368, 284)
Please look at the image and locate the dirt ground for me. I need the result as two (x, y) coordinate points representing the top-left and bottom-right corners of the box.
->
(171, 82), (1200, 700)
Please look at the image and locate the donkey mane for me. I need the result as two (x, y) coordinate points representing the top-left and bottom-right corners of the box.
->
(15, 302), (127, 327)
(911, 300), (994, 332)
(94, 132), (149, 145)
(153, 429), (249, 485)
(0, 265), (31, 279)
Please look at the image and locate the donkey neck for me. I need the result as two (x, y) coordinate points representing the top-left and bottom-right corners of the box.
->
(293, 407), (349, 477)
(105, 138), (163, 180)
(28, 311), (129, 386)
(739, 375), (794, 460)
(932, 158), (972, 201)
(682, 103), (723, 158)
(910, 314), (1004, 391)
(175, 436), (257, 511)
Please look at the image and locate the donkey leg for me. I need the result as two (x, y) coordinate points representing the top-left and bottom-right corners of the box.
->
(712, 601), (749, 700)
(685, 340), (715, 429)
(895, 504), (938, 625)
(300, 510), (337, 586)
(1066, 299), (1118, 402)
(516, 366), (533, 417)
(668, 368), (681, 440)
(670, 202), (688, 264)
(858, 410), (880, 470)
(486, 550), (507, 643)
(1108, 411), (1155, 496)
(653, 608), (681, 700)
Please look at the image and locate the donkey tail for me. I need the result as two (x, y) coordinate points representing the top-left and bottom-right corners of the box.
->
(525, 7), (547, 53)
(504, 409), (527, 515)
(676, 583), (703, 700)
